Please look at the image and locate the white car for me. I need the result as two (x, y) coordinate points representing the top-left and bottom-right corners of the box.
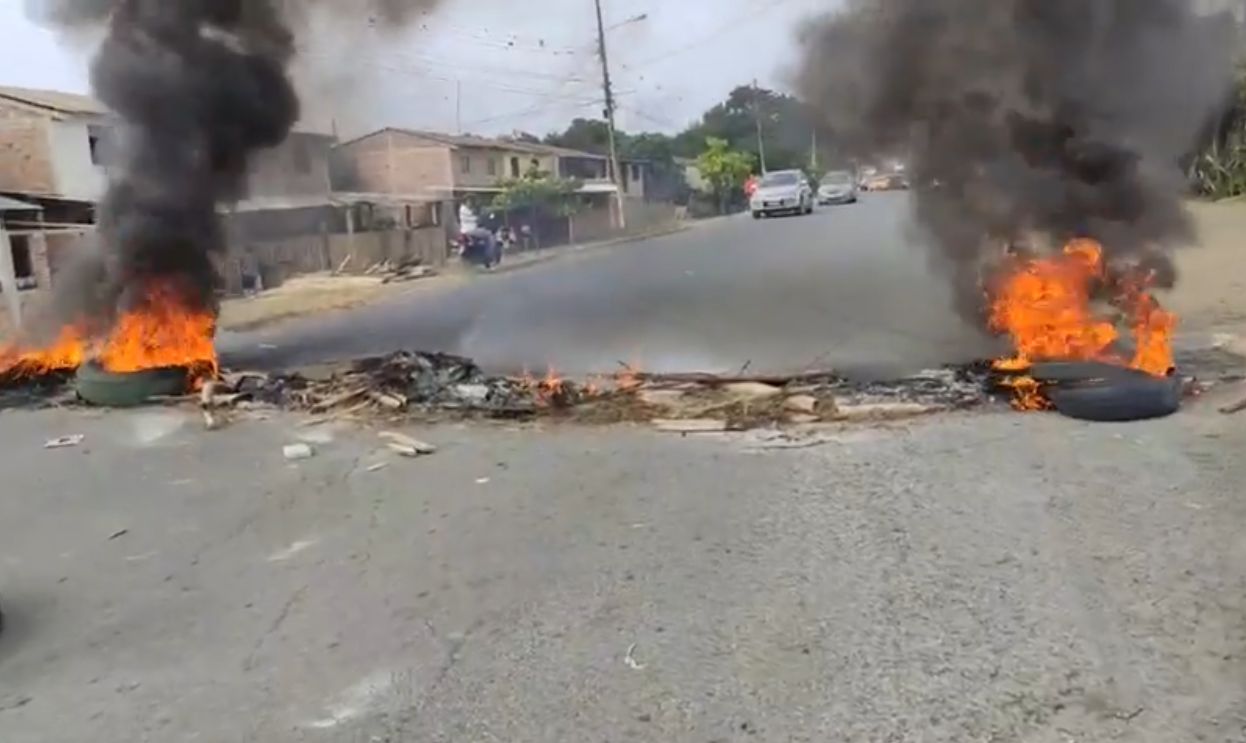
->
(751, 170), (814, 218)
(817, 170), (859, 205)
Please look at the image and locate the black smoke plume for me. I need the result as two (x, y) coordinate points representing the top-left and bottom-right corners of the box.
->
(28, 0), (442, 331)
(796, 0), (1236, 322)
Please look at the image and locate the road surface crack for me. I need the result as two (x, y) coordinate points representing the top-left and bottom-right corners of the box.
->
(243, 585), (308, 671)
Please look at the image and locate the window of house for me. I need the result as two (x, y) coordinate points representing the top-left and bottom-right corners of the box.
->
(88, 125), (107, 166)
(9, 234), (35, 289)
(401, 202), (439, 229)
(631, 164), (642, 182)
(292, 137), (312, 174)
(487, 157), (498, 176)
(460, 154), (472, 174)
(510, 157), (521, 178)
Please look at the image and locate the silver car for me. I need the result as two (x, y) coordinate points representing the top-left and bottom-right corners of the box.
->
(751, 170), (813, 218)
(817, 170), (859, 205)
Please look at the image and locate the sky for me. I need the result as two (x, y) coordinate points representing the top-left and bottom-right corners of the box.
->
(1, 0), (835, 138)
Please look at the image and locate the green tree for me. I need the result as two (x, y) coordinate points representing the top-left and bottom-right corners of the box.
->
(674, 85), (819, 172)
(491, 167), (584, 242)
(492, 169), (581, 212)
(696, 137), (754, 214)
(545, 118), (618, 155)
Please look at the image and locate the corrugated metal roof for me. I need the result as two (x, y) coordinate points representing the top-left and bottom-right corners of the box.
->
(0, 195), (42, 212)
(0, 85), (109, 117)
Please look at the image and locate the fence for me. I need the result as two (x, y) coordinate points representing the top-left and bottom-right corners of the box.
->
(568, 199), (680, 245)
(223, 225), (449, 294)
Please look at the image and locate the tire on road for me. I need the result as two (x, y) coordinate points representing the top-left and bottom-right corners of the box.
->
(76, 361), (191, 408)
(1046, 374), (1182, 423)
(1029, 361), (1155, 385)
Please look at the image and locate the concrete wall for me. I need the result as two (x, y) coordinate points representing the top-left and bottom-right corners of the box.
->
(47, 119), (106, 202)
(624, 199), (677, 231)
(0, 118), (55, 195)
(569, 199), (678, 244)
(245, 133), (333, 201)
(326, 227), (448, 272)
(222, 225), (448, 294)
(44, 230), (91, 282)
(335, 130), (453, 196)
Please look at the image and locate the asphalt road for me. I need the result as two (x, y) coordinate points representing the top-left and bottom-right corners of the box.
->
(221, 193), (995, 377)
(1, 402), (1243, 742)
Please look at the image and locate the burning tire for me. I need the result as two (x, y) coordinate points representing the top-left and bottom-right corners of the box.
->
(1028, 361), (1156, 385)
(1045, 373), (1181, 423)
(75, 361), (191, 408)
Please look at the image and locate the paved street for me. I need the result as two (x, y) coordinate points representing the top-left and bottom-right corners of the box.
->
(1, 402), (1244, 742)
(222, 194), (995, 378)
(3, 196), (1246, 742)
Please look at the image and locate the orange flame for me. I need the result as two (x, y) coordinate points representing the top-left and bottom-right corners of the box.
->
(97, 283), (217, 377)
(517, 365), (569, 407)
(988, 238), (1176, 410)
(0, 280), (217, 385)
(615, 363), (643, 392)
(0, 325), (87, 380)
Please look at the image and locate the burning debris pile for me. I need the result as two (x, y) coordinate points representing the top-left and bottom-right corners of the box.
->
(796, 0), (1234, 414)
(1, 347), (997, 427)
(222, 351), (587, 419)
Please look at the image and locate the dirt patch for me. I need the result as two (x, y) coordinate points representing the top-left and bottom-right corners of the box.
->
(1171, 200), (1246, 334)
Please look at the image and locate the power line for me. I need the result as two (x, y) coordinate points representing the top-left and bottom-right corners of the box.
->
(460, 97), (599, 128)
(415, 23), (586, 55)
(384, 49), (590, 83)
(619, 0), (804, 73)
(621, 105), (681, 131)
(300, 52), (600, 103)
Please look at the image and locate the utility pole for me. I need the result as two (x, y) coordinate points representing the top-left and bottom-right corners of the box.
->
(752, 79), (768, 174)
(595, 0), (626, 229)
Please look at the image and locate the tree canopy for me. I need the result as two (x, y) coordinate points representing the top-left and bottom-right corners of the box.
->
(543, 85), (826, 176)
(696, 137), (754, 213)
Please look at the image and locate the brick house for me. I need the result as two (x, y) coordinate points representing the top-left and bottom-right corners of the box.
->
(0, 86), (108, 302)
(331, 128), (673, 246)
(332, 127), (649, 200)
(332, 128), (561, 198)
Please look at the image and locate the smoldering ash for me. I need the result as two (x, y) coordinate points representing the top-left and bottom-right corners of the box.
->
(31, 0), (443, 330)
(796, 0), (1234, 322)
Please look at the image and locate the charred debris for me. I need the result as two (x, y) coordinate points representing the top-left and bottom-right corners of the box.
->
(1, 350), (997, 427)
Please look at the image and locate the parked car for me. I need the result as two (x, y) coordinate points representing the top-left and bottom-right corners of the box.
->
(751, 170), (814, 218)
(817, 170), (858, 205)
(863, 174), (909, 192)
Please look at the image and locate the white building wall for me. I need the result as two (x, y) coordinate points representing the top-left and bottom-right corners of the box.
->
(46, 119), (107, 202)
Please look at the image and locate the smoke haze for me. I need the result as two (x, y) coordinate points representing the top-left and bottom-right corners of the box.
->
(795, 0), (1235, 322)
(26, 0), (444, 331)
